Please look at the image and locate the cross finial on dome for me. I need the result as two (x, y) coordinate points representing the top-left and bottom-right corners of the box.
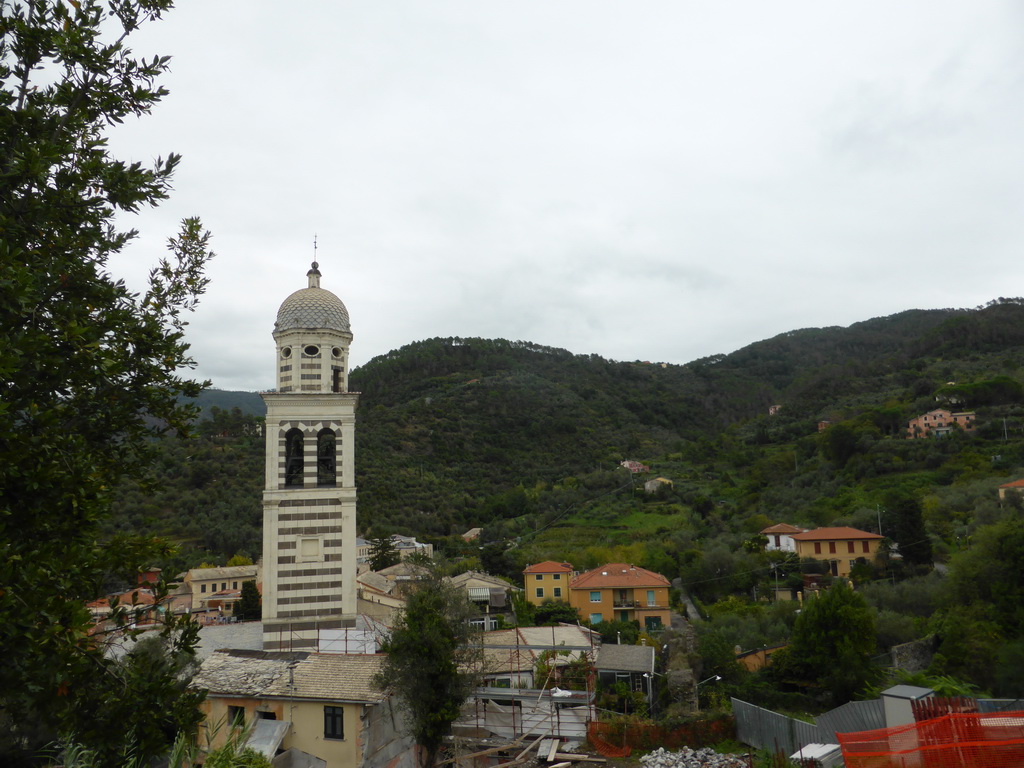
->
(307, 234), (322, 287)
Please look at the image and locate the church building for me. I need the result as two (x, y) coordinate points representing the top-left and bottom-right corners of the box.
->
(261, 261), (359, 651)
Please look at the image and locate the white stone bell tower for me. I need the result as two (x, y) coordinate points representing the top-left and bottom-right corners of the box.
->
(261, 261), (358, 651)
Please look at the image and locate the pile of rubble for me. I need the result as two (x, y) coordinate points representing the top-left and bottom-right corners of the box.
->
(639, 746), (749, 768)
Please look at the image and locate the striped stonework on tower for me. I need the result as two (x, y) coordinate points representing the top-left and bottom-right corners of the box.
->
(261, 262), (359, 652)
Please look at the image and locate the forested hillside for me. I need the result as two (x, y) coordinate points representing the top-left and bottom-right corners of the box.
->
(108, 299), (1024, 697)
(112, 298), (1024, 569)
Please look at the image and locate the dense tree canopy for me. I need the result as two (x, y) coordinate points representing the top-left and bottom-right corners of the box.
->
(373, 569), (482, 768)
(773, 582), (877, 705)
(0, 0), (212, 761)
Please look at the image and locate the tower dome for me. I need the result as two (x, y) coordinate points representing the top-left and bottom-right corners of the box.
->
(274, 261), (350, 333)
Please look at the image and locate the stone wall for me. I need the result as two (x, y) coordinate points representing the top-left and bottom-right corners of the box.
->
(890, 634), (937, 673)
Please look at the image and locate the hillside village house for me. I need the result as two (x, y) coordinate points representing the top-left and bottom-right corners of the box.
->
(182, 564), (260, 613)
(195, 649), (414, 768)
(643, 476), (673, 494)
(523, 561), (574, 606)
(998, 478), (1024, 501)
(760, 523), (804, 552)
(458, 624), (599, 741)
(447, 570), (518, 630)
(790, 527), (884, 579)
(569, 563), (670, 630)
(906, 408), (976, 439)
(594, 643), (656, 699)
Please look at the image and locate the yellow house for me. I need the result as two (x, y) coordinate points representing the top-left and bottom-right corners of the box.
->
(568, 563), (670, 630)
(194, 650), (414, 768)
(182, 565), (260, 612)
(789, 527), (884, 579)
(523, 561), (574, 606)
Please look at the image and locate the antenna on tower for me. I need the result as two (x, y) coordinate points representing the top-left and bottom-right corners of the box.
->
(313, 234), (318, 268)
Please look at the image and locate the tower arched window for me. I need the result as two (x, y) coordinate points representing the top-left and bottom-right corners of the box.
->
(317, 428), (337, 487)
(284, 428), (304, 487)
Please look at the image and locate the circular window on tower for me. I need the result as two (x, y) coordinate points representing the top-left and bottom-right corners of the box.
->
(332, 347), (343, 358)
(303, 345), (320, 357)
(281, 347), (292, 358)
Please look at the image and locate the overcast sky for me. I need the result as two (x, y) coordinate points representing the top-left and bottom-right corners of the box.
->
(106, 1), (1024, 392)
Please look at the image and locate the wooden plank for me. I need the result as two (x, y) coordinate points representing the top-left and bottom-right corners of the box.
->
(551, 753), (606, 763)
(546, 739), (561, 762)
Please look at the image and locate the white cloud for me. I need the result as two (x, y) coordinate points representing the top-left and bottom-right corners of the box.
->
(103, 1), (1024, 391)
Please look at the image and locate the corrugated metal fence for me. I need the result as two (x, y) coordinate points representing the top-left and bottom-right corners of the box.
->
(734, 697), (1022, 754)
(732, 698), (884, 754)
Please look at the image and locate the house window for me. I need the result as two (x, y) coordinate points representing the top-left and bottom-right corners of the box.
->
(228, 706), (245, 727)
(536, 588), (544, 598)
(813, 543), (821, 555)
(847, 542), (855, 554)
(221, 583), (227, 591)
(200, 584), (207, 594)
(552, 574), (561, 580)
(536, 574), (543, 580)
(647, 590), (655, 606)
(828, 542), (837, 554)
(590, 591), (601, 603)
(590, 613), (603, 624)
(553, 587), (562, 598)
(233, 581), (238, 590)
(324, 706), (344, 740)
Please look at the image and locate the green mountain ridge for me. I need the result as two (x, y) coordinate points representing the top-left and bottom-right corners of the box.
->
(106, 298), (1024, 703)
(118, 299), (1024, 561)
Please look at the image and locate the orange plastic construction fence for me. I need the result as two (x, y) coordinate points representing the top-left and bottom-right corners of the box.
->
(837, 711), (1024, 768)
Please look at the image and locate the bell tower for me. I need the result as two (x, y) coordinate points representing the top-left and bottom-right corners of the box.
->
(261, 260), (358, 651)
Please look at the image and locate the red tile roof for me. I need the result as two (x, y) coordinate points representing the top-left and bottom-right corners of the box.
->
(523, 561), (573, 574)
(790, 527), (883, 541)
(760, 523), (804, 535)
(571, 563), (669, 589)
(999, 479), (1024, 489)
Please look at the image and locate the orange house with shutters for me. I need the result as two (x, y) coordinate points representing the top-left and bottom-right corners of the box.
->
(789, 527), (883, 579)
(569, 563), (670, 631)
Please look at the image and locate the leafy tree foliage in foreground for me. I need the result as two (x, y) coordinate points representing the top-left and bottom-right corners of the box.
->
(373, 569), (482, 768)
(0, 0), (212, 762)
(771, 582), (877, 705)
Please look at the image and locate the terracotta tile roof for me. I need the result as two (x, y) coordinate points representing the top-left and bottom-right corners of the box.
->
(760, 523), (804, 535)
(790, 527), (883, 541)
(523, 561), (573, 574)
(90, 589), (158, 608)
(571, 563), (669, 589)
(194, 650), (385, 703)
(999, 479), (1024, 489)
